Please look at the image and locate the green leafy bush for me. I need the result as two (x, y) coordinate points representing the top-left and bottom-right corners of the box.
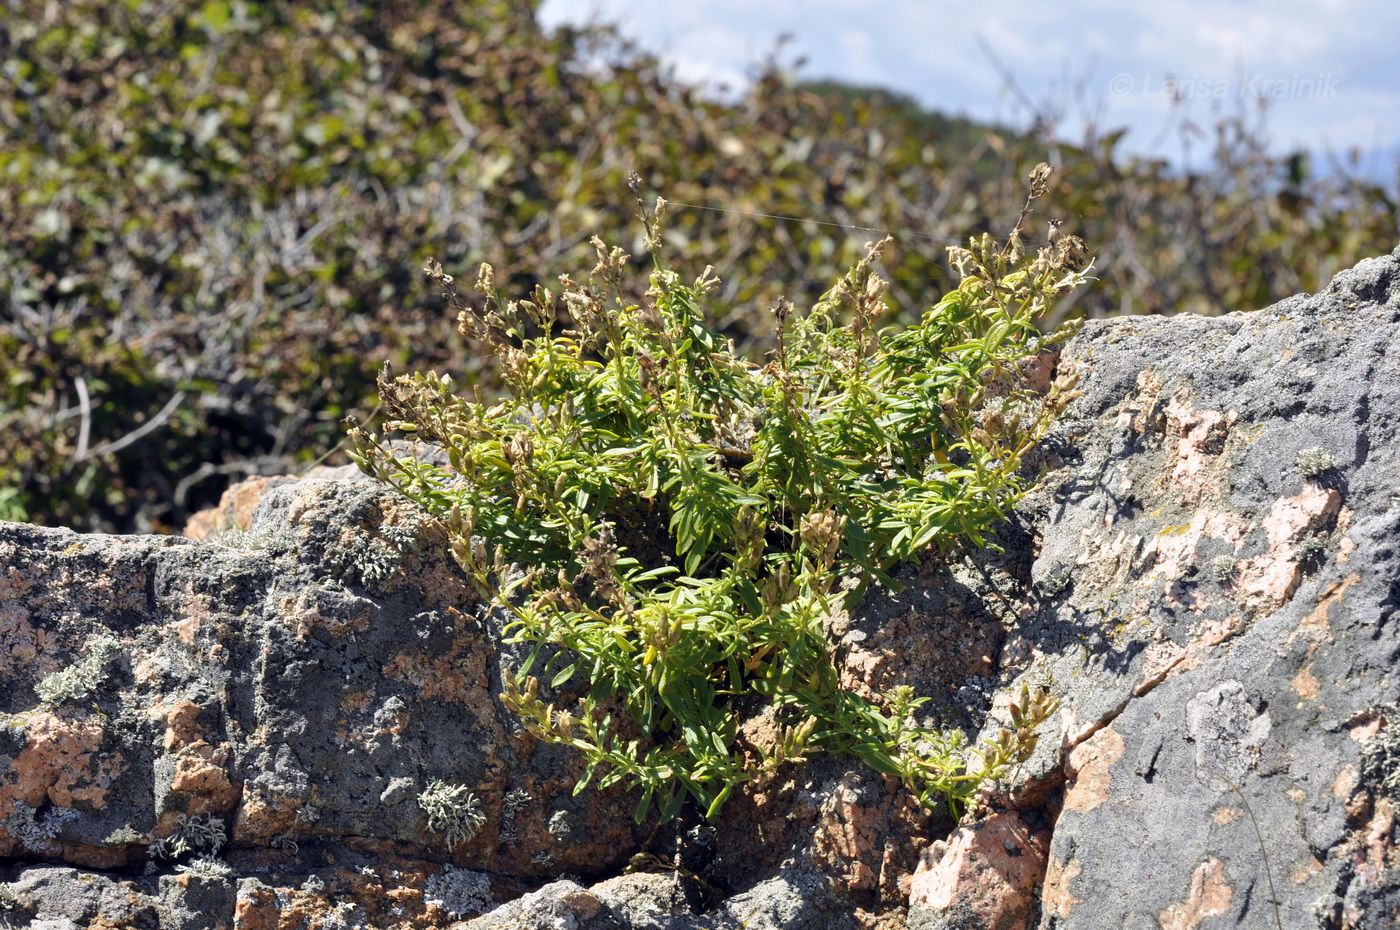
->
(351, 169), (1081, 820)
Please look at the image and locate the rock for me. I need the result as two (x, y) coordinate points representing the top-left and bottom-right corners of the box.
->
(181, 475), (297, 541)
(462, 879), (608, 930)
(3, 247), (1400, 928)
(1, 478), (646, 926)
(985, 244), (1400, 928)
(907, 811), (1050, 930)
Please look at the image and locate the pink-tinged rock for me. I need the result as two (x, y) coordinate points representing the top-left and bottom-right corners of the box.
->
(907, 811), (1050, 930)
(1235, 485), (1341, 612)
(1158, 858), (1234, 930)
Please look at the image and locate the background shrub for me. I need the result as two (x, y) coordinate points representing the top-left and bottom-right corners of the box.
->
(2, 0), (1396, 531)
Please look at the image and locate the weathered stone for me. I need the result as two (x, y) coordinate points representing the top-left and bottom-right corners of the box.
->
(907, 811), (1050, 930)
(985, 245), (1400, 928)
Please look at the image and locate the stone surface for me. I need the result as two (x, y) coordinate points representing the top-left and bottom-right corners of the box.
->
(3, 247), (1400, 928)
(907, 811), (1050, 930)
(991, 245), (1400, 930)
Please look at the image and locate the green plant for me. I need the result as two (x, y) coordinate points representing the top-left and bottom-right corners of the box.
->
(5, 1), (1395, 535)
(352, 168), (1084, 821)
(1209, 555), (1236, 585)
(0, 489), (25, 523)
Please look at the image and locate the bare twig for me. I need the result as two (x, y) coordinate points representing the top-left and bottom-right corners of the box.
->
(73, 375), (92, 461)
(75, 391), (186, 463)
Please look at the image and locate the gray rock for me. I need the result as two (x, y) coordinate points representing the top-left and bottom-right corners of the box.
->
(998, 244), (1400, 929)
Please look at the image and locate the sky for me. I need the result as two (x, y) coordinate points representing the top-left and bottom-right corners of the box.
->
(539, 0), (1400, 176)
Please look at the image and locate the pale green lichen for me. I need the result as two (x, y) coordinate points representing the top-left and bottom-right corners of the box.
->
(418, 780), (485, 848)
(175, 853), (234, 879)
(204, 526), (278, 551)
(1209, 555), (1236, 584)
(1296, 447), (1337, 479)
(1362, 715), (1400, 798)
(150, 813), (226, 860)
(103, 825), (146, 846)
(1, 802), (77, 852)
(499, 788), (531, 843)
(35, 632), (121, 706)
(328, 517), (425, 590)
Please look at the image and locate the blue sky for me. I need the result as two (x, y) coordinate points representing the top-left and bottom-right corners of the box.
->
(540, 0), (1400, 176)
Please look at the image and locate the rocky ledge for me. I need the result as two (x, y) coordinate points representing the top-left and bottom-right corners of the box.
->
(2, 246), (1399, 930)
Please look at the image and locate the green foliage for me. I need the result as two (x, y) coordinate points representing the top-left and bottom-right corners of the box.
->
(0, 489), (25, 523)
(3, 2), (1395, 532)
(352, 170), (1080, 820)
